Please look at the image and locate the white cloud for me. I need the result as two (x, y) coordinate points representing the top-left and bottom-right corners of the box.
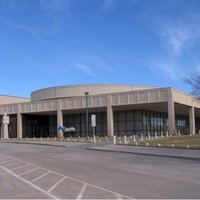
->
(161, 20), (200, 55)
(75, 64), (97, 79)
(7, 23), (50, 46)
(74, 63), (109, 83)
(149, 61), (186, 81)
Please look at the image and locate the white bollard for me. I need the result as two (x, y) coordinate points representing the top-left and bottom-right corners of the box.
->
(124, 135), (127, 144)
(141, 134), (144, 141)
(133, 135), (136, 142)
(148, 132), (151, 140)
(161, 131), (163, 137)
(113, 135), (116, 145)
(166, 130), (169, 137)
(155, 132), (158, 139)
(199, 130), (200, 135)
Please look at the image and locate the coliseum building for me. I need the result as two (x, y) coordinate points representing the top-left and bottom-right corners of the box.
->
(0, 84), (200, 139)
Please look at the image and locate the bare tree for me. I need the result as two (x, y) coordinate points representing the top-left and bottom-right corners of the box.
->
(184, 73), (200, 97)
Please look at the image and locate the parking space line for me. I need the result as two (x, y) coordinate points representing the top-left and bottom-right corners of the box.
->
(0, 153), (134, 199)
(115, 193), (124, 199)
(4, 161), (23, 167)
(31, 171), (51, 183)
(76, 183), (87, 200)
(0, 166), (59, 200)
(0, 159), (15, 164)
(11, 164), (30, 171)
(19, 167), (40, 176)
(47, 176), (66, 193)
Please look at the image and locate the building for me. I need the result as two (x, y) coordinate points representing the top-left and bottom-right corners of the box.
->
(0, 84), (200, 139)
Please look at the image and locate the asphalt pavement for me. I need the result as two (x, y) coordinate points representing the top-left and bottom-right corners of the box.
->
(0, 141), (200, 199)
(1, 139), (200, 161)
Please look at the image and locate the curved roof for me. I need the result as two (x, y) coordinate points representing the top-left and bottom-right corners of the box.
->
(0, 95), (30, 105)
(31, 84), (156, 101)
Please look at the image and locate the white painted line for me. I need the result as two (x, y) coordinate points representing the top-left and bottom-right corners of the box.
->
(19, 167), (40, 176)
(0, 157), (12, 162)
(115, 193), (124, 199)
(4, 161), (23, 167)
(0, 159), (15, 164)
(47, 176), (66, 193)
(76, 183), (87, 200)
(0, 166), (59, 200)
(0, 153), (134, 199)
(31, 171), (51, 183)
(11, 164), (30, 171)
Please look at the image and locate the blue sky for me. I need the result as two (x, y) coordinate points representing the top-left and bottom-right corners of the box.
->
(0, 0), (200, 97)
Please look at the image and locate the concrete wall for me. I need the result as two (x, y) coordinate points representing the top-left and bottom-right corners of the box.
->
(31, 84), (156, 101)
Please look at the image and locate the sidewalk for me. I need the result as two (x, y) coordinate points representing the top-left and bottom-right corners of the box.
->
(86, 144), (200, 161)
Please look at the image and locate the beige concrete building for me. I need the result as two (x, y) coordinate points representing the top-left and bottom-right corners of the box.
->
(0, 84), (200, 138)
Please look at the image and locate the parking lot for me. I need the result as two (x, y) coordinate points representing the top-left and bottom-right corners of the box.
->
(0, 153), (130, 199)
(0, 142), (200, 199)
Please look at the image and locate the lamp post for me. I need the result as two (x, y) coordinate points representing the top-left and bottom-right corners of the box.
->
(85, 92), (89, 139)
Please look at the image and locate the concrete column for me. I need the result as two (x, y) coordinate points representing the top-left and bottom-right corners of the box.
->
(17, 113), (22, 139)
(107, 94), (114, 136)
(57, 99), (63, 138)
(168, 88), (176, 135)
(1, 113), (9, 139)
(189, 106), (195, 135)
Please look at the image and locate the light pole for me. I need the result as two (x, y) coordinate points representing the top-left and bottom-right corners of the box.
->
(85, 92), (89, 139)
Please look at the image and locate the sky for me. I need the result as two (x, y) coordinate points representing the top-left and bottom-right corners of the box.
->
(0, 0), (200, 98)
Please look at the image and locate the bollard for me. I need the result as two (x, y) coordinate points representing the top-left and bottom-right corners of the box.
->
(124, 135), (127, 144)
(141, 134), (144, 141)
(113, 135), (116, 145)
(155, 132), (158, 139)
(199, 130), (200, 135)
(133, 135), (136, 142)
(166, 131), (169, 137)
(161, 131), (163, 137)
(148, 132), (151, 140)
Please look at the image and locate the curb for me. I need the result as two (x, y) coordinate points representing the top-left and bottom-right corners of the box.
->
(86, 147), (200, 161)
(0, 141), (66, 148)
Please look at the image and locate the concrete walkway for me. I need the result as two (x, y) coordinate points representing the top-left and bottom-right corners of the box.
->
(1, 139), (200, 161)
